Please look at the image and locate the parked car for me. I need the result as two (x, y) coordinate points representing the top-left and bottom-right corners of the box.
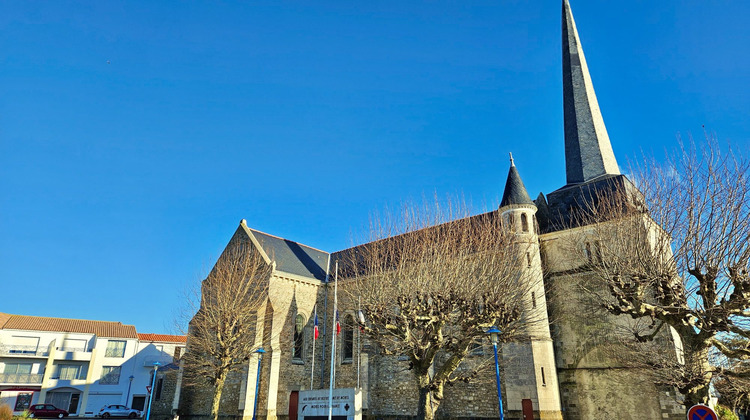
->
(97, 405), (142, 419)
(28, 404), (69, 418)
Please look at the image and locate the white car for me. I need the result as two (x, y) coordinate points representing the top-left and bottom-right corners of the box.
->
(96, 405), (142, 419)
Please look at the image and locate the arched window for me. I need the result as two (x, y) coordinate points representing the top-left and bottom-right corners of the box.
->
(293, 314), (305, 362)
(343, 315), (354, 362)
(521, 213), (529, 232)
(507, 214), (515, 230)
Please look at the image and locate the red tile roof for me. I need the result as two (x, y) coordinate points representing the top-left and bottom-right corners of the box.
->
(0, 313), (11, 328)
(137, 333), (187, 344)
(0, 313), (137, 339)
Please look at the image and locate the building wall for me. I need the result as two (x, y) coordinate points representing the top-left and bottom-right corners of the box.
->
(0, 328), (184, 417)
(540, 225), (685, 420)
(182, 259), (563, 420)
(179, 210), (688, 420)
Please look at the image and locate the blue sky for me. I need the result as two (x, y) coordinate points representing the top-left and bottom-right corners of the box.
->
(1, 1), (748, 334)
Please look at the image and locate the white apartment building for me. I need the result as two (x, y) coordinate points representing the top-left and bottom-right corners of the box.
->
(0, 313), (185, 417)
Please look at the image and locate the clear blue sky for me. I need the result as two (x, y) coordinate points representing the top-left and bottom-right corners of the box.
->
(1, 1), (748, 334)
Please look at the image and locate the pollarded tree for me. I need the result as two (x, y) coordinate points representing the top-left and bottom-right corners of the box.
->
(569, 140), (750, 407)
(714, 337), (750, 414)
(340, 200), (541, 420)
(180, 243), (272, 420)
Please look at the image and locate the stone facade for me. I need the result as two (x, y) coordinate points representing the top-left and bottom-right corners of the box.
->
(541, 226), (684, 420)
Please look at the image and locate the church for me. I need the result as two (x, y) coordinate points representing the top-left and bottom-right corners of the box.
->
(180, 2), (686, 419)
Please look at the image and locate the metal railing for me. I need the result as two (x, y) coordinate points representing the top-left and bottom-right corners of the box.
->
(0, 345), (47, 357)
(50, 373), (87, 380)
(0, 373), (44, 384)
(56, 346), (90, 353)
(104, 348), (125, 358)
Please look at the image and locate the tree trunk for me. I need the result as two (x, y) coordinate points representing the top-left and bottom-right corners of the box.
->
(415, 373), (436, 420)
(681, 346), (712, 408)
(684, 385), (710, 409)
(211, 373), (227, 420)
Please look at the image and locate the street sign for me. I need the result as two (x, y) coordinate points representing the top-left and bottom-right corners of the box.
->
(687, 404), (718, 420)
(298, 388), (362, 420)
(146, 386), (152, 394)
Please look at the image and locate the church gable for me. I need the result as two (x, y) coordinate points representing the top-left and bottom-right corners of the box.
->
(238, 221), (329, 281)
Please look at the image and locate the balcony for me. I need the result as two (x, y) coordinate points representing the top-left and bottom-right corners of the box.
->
(142, 357), (172, 367)
(56, 346), (89, 353)
(54, 346), (93, 361)
(0, 345), (48, 357)
(0, 373), (44, 384)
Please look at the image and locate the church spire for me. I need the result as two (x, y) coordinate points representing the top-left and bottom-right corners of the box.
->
(562, 0), (620, 184)
(500, 154), (534, 208)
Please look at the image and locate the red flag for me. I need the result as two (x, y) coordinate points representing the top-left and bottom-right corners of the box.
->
(336, 310), (341, 336)
(314, 311), (319, 340)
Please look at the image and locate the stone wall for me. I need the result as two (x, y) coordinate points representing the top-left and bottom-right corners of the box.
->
(150, 368), (179, 420)
(179, 369), (246, 420)
(541, 228), (686, 420)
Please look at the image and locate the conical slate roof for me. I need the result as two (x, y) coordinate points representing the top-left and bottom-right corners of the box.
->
(562, 0), (620, 184)
(500, 155), (534, 207)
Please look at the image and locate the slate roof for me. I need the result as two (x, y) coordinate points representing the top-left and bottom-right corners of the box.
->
(544, 174), (637, 232)
(137, 333), (187, 344)
(331, 210), (501, 275)
(500, 161), (534, 207)
(247, 228), (329, 281)
(562, 0), (620, 184)
(0, 313), (138, 339)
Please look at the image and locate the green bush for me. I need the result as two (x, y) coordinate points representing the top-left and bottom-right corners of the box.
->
(716, 404), (739, 420)
(0, 404), (13, 420)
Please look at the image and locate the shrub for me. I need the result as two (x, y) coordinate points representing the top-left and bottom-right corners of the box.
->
(716, 404), (739, 420)
(0, 404), (12, 420)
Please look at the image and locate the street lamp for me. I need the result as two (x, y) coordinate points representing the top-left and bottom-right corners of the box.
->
(125, 375), (135, 407)
(145, 362), (161, 420)
(252, 348), (265, 420)
(486, 327), (504, 420)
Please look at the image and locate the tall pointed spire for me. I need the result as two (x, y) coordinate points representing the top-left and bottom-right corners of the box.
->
(500, 154), (534, 208)
(562, 0), (620, 184)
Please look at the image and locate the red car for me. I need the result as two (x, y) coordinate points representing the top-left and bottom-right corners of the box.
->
(28, 404), (69, 418)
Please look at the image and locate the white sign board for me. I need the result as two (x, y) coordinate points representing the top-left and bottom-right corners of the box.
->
(298, 388), (362, 420)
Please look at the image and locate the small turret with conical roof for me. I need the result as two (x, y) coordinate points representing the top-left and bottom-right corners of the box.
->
(500, 153), (535, 208)
(500, 154), (538, 235)
(497, 155), (562, 415)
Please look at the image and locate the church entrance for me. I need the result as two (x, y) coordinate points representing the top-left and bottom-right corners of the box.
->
(288, 391), (299, 420)
(522, 399), (533, 420)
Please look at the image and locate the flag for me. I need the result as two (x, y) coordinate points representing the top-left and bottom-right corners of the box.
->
(358, 309), (366, 331)
(314, 309), (320, 340)
(336, 310), (341, 336)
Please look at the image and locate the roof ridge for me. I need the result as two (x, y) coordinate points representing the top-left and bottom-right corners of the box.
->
(248, 227), (330, 254)
(7, 313), (127, 325)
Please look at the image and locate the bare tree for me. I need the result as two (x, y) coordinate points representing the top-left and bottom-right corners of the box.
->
(714, 337), (750, 414)
(339, 200), (540, 420)
(567, 140), (750, 407)
(180, 243), (272, 420)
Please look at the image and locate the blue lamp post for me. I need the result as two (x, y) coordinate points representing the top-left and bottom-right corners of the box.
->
(125, 375), (135, 406)
(145, 362), (161, 420)
(486, 327), (504, 420)
(252, 348), (265, 420)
